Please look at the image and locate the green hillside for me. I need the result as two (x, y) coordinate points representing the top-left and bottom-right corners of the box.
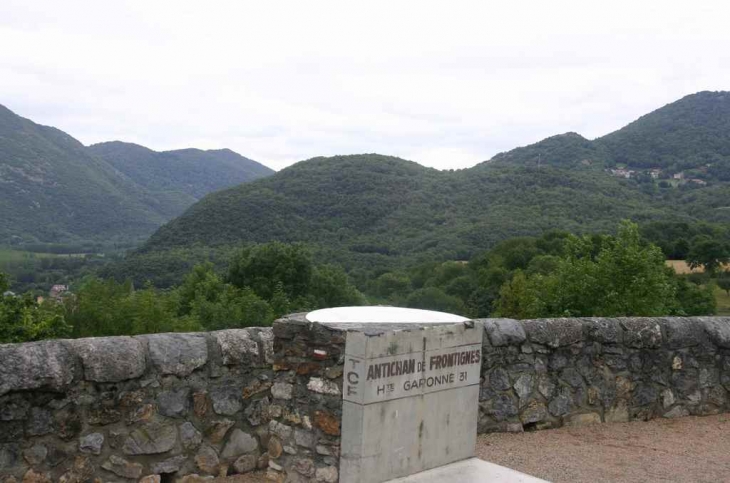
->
(0, 105), (273, 247)
(0, 105), (166, 245)
(598, 91), (730, 169)
(490, 132), (610, 168)
(129, 91), (730, 284)
(89, 142), (272, 201)
(134, 153), (670, 282)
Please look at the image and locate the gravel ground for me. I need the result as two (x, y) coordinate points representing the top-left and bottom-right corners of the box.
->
(476, 414), (730, 483)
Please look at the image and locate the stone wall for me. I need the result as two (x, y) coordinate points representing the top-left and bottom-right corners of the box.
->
(0, 328), (275, 483)
(477, 317), (730, 433)
(2, 316), (730, 483)
(266, 315), (345, 483)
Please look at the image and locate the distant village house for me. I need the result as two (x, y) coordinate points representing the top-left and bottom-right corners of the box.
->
(49, 284), (69, 301)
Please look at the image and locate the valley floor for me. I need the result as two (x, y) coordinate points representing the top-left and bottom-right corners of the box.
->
(477, 413), (730, 483)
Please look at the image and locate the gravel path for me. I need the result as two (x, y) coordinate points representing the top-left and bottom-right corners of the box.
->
(476, 414), (730, 483)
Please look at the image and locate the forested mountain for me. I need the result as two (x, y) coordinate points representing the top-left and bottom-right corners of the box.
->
(0, 105), (272, 246)
(130, 91), (730, 284)
(139, 154), (667, 267)
(89, 142), (272, 201)
(490, 132), (609, 168)
(599, 91), (730, 169)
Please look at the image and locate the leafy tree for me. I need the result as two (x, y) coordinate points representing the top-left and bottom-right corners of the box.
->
(307, 265), (365, 309)
(177, 263), (226, 315)
(373, 272), (412, 299)
(64, 277), (136, 337)
(673, 238), (691, 259)
(0, 271), (8, 293)
(132, 283), (199, 335)
(174, 262), (274, 328)
(442, 275), (478, 302)
(227, 242), (313, 300)
(672, 278), (717, 316)
(1, 269), (71, 343)
(269, 282), (291, 319)
(405, 287), (465, 315)
(227, 242), (363, 313)
(484, 238), (540, 272)
(188, 285), (272, 330)
(591, 221), (675, 316)
(495, 221), (678, 318)
(718, 272), (730, 296)
(687, 236), (730, 275)
(526, 255), (561, 276)
(493, 271), (539, 319)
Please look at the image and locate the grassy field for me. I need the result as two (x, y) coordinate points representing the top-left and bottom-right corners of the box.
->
(666, 260), (730, 274)
(0, 248), (86, 268)
(0, 248), (53, 264)
(716, 285), (730, 316)
(666, 260), (702, 274)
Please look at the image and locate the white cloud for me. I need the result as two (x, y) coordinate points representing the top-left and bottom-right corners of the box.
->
(1, 0), (729, 171)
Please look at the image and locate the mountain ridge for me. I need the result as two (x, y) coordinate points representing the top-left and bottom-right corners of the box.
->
(129, 91), (730, 284)
(89, 141), (273, 200)
(0, 105), (273, 246)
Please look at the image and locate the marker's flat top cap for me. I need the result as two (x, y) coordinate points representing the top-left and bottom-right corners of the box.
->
(305, 306), (469, 324)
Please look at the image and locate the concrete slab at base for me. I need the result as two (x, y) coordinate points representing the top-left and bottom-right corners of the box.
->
(385, 458), (550, 483)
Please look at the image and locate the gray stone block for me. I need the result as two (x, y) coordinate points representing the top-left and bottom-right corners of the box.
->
(271, 382), (293, 400)
(210, 386), (242, 416)
(122, 423), (178, 455)
(485, 393), (518, 421)
(221, 429), (258, 460)
(180, 422), (202, 450)
(522, 318), (582, 348)
(71, 336), (146, 382)
(150, 455), (187, 474)
(520, 400), (547, 424)
(620, 318), (662, 348)
(79, 433), (104, 455)
(214, 329), (260, 366)
(102, 455), (143, 479)
(0, 443), (19, 470)
(560, 368), (584, 388)
(157, 388), (190, 417)
(22, 444), (47, 466)
(659, 318), (705, 348)
(548, 392), (572, 417)
(482, 318), (526, 347)
(700, 317), (730, 348)
(294, 429), (315, 449)
(26, 407), (53, 436)
(0, 398), (29, 421)
(663, 405), (690, 418)
(584, 318), (623, 344)
(233, 454), (258, 474)
(258, 328), (275, 364)
(0, 340), (77, 396)
(633, 384), (658, 406)
(488, 368), (511, 391)
(513, 374), (534, 400)
(139, 333), (208, 376)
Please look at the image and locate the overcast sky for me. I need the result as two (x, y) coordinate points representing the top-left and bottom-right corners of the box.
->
(2, 1), (729, 171)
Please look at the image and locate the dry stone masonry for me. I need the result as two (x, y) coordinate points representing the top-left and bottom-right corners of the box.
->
(1, 316), (730, 483)
(0, 328), (274, 483)
(478, 317), (730, 432)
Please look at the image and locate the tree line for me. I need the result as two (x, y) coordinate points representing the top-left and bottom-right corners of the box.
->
(1, 221), (726, 343)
